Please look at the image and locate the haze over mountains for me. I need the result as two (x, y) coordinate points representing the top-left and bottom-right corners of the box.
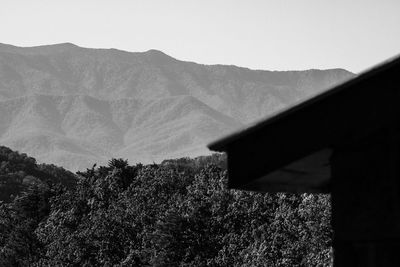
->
(0, 43), (354, 171)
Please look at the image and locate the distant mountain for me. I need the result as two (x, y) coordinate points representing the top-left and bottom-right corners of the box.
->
(0, 43), (354, 171)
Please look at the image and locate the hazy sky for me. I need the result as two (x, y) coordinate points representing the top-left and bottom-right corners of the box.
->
(1, 0), (399, 73)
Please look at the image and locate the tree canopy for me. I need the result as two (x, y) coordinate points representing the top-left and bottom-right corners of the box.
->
(0, 147), (332, 266)
(0, 146), (76, 202)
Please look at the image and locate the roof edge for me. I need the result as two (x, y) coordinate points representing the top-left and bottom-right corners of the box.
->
(208, 54), (400, 152)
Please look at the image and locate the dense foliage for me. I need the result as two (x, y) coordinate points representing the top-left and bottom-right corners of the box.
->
(0, 146), (76, 202)
(0, 147), (332, 266)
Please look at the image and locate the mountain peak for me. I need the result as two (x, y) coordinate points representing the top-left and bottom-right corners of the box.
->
(52, 42), (79, 48)
(144, 49), (175, 63)
(145, 49), (167, 55)
(30, 42), (81, 52)
(0, 42), (80, 55)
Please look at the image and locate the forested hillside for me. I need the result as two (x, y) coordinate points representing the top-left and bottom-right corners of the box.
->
(0, 146), (76, 202)
(0, 147), (332, 266)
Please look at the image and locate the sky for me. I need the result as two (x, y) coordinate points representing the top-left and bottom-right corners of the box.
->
(1, 0), (399, 73)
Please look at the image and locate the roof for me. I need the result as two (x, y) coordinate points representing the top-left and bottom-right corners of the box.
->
(208, 54), (400, 193)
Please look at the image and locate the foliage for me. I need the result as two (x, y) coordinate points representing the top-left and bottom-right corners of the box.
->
(0, 148), (332, 266)
(0, 146), (77, 202)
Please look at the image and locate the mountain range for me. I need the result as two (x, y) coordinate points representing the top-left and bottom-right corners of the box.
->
(0, 43), (354, 171)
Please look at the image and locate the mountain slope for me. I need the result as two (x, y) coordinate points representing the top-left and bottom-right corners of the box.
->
(0, 94), (241, 170)
(0, 43), (354, 170)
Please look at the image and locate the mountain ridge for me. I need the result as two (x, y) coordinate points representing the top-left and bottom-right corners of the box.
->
(0, 42), (351, 72)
